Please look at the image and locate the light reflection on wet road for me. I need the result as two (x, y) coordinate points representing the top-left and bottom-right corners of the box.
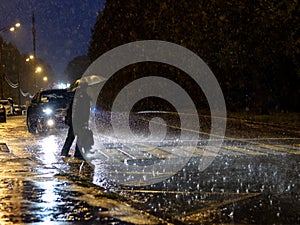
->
(0, 116), (163, 225)
(0, 115), (299, 224)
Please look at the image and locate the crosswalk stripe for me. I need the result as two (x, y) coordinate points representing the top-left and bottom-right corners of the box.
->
(100, 148), (129, 161)
(219, 147), (243, 156)
(241, 145), (282, 155)
(158, 146), (195, 158)
(94, 141), (298, 162)
(142, 147), (176, 158)
(222, 146), (265, 155)
(259, 143), (300, 155)
(184, 146), (220, 157)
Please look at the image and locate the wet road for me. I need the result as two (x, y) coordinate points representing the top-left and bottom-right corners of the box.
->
(0, 116), (162, 225)
(0, 115), (299, 224)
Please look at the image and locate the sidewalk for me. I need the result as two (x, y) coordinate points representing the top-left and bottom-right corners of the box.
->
(0, 143), (164, 225)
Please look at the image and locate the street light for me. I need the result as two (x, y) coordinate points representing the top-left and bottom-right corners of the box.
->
(0, 22), (21, 99)
(0, 22), (21, 33)
(25, 55), (41, 92)
(33, 66), (43, 91)
(26, 55), (34, 62)
(35, 66), (42, 73)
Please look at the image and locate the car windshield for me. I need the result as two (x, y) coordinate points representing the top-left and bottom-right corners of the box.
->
(39, 91), (69, 105)
(40, 93), (65, 103)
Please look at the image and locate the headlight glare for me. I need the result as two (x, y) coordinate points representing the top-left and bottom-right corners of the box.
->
(43, 108), (53, 115)
(47, 119), (55, 126)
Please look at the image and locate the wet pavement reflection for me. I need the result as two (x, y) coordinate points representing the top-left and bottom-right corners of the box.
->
(0, 153), (144, 224)
(1, 116), (299, 224)
(118, 155), (299, 224)
(0, 117), (162, 225)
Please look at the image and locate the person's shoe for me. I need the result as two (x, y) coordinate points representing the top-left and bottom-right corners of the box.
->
(74, 155), (84, 160)
(61, 153), (71, 157)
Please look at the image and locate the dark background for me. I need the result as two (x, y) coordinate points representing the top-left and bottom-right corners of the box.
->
(89, 0), (299, 113)
(1, 0), (299, 113)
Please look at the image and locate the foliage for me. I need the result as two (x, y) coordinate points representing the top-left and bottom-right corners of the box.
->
(65, 55), (91, 83)
(88, 0), (300, 113)
(0, 36), (54, 104)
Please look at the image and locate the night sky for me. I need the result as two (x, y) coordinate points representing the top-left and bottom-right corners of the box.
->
(0, 0), (105, 80)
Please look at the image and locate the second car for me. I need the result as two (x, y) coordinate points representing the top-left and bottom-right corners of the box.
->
(26, 89), (71, 134)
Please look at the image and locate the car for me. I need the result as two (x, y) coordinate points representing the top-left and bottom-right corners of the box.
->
(13, 104), (26, 115)
(26, 89), (72, 134)
(0, 100), (13, 116)
(0, 104), (6, 123)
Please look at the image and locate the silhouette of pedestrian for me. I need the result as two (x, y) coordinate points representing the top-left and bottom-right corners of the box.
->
(60, 93), (84, 159)
(73, 81), (94, 154)
(61, 81), (94, 159)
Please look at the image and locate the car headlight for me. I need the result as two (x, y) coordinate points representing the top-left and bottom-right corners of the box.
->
(46, 119), (55, 126)
(43, 108), (53, 115)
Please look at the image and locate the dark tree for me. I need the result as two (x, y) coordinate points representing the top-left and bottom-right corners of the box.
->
(65, 55), (91, 82)
(88, 0), (300, 113)
(1, 35), (55, 103)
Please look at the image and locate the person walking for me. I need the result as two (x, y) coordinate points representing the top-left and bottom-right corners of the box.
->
(60, 93), (84, 159)
(74, 84), (94, 155)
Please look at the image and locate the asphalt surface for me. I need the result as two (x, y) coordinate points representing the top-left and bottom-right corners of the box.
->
(0, 116), (163, 225)
(0, 115), (299, 224)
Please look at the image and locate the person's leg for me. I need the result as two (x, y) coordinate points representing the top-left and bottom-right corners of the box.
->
(74, 143), (84, 159)
(61, 126), (75, 156)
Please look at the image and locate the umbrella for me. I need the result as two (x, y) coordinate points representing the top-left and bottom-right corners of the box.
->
(68, 75), (107, 93)
(79, 75), (107, 86)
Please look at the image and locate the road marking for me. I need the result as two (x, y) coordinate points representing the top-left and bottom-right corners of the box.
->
(157, 146), (196, 158)
(241, 144), (283, 155)
(119, 189), (255, 196)
(107, 171), (175, 175)
(183, 146), (220, 157)
(99, 148), (131, 161)
(259, 143), (300, 155)
(119, 188), (261, 224)
(222, 145), (265, 156)
(154, 117), (300, 155)
(276, 144), (300, 153)
(179, 192), (260, 223)
(115, 147), (137, 159)
(142, 147), (176, 158)
(92, 136), (298, 163)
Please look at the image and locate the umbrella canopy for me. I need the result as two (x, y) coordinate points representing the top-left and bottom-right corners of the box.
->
(69, 75), (107, 92)
(80, 75), (107, 86)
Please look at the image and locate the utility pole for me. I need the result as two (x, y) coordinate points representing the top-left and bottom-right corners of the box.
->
(0, 40), (3, 99)
(32, 12), (37, 92)
(32, 12), (36, 59)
